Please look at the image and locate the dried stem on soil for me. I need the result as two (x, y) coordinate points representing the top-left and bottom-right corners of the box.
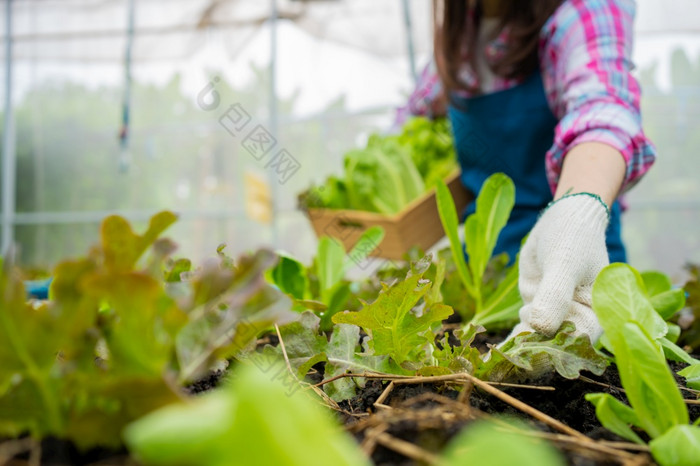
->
(316, 371), (554, 391)
(374, 432), (440, 465)
(464, 374), (644, 463)
(489, 420), (646, 463)
(274, 324), (343, 412)
(344, 373), (648, 466)
(360, 423), (388, 458)
(462, 373), (588, 440)
(313, 372), (412, 388)
(0, 438), (37, 466)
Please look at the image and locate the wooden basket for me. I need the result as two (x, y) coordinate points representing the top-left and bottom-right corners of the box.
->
(304, 172), (472, 260)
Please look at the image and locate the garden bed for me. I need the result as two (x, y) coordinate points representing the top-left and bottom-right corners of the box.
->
(2, 175), (700, 466)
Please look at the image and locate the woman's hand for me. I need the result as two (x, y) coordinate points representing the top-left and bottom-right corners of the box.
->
(507, 142), (626, 343)
(510, 193), (609, 342)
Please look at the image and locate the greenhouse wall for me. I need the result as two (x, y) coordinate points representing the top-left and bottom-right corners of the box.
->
(1, 0), (699, 279)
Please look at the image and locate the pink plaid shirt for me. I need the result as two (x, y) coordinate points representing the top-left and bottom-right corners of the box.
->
(396, 0), (655, 193)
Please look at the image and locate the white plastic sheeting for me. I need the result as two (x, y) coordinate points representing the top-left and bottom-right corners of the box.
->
(1, 0), (699, 277)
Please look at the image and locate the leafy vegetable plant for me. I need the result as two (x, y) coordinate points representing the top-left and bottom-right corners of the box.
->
(0, 212), (295, 449)
(261, 311), (404, 401)
(264, 255), (454, 401)
(344, 136), (425, 214)
(585, 263), (700, 465)
(435, 172), (521, 328)
(299, 117), (458, 214)
(396, 116), (458, 189)
(479, 322), (607, 382)
(333, 255), (453, 368)
(267, 226), (384, 330)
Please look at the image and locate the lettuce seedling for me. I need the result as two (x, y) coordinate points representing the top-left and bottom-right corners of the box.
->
(585, 263), (700, 465)
(478, 322), (607, 382)
(298, 116), (457, 213)
(649, 425), (700, 466)
(261, 311), (405, 401)
(436, 173), (521, 329)
(332, 255), (454, 368)
(267, 226), (384, 331)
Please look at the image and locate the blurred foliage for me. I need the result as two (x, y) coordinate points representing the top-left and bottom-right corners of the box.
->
(679, 264), (700, 352)
(124, 364), (369, 466)
(0, 212), (295, 448)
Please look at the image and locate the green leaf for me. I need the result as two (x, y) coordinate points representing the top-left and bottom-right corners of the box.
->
(441, 419), (565, 466)
(343, 226), (385, 275)
(319, 282), (352, 331)
(641, 269), (686, 319)
(101, 211), (177, 273)
(323, 324), (404, 400)
(436, 180), (473, 295)
(464, 173), (515, 291)
(0, 265), (67, 436)
(65, 376), (181, 450)
(652, 289), (686, 320)
(124, 365), (370, 466)
(667, 323), (682, 344)
(262, 314), (403, 401)
(473, 258), (521, 329)
(678, 364), (700, 390)
(585, 393), (644, 444)
(477, 322), (607, 381)
(642, 271), (673, 296)
(593, 263), (668, 345)
(332, 256), (453, 365)
(433, 324), (484, 374)
(268, 253), (308, 300)
(164, 258), (192, 283)
(344, 140), (425, 214)
(649, 425), (700, 466)
(0, 212), (191, 447)
(615, 322), (688, 439)
(316, 237), (346, 304)
(176, 251), (297, 382)
(425, 258), (446, 308)
(660, 337), (698, 366)
(83, 272), (170, 376)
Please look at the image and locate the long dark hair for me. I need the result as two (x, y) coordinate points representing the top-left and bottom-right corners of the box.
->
(433, 0), (563, 95)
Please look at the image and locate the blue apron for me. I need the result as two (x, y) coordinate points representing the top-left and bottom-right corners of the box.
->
(448, 72), (626, 263)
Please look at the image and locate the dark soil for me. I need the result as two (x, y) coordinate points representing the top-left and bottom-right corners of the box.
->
(6, 337), (698, 466)
(184, 368), (227, 395)
(9, 437), (131, 466)
(338, 362), (669, 466)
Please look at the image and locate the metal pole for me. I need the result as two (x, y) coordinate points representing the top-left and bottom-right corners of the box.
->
(401, 0), (417, 83)
(2, 0), (15, 256)
(268, 0), (279, 247)
(118, 0), (135, 172)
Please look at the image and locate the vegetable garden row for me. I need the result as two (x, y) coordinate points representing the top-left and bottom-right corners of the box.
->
(2, 119), (700, 465)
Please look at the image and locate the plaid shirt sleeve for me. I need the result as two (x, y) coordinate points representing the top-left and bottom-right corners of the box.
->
(393, 61), (443, 129)
(540, 0), (656, 194)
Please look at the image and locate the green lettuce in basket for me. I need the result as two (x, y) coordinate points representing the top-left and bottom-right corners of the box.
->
(299, 117), (458, 214)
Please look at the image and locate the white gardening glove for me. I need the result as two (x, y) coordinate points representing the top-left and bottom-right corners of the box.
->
(506, 193), (611, 344)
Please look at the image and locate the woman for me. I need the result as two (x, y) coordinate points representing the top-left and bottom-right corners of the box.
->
(398, 0), (655, 342)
